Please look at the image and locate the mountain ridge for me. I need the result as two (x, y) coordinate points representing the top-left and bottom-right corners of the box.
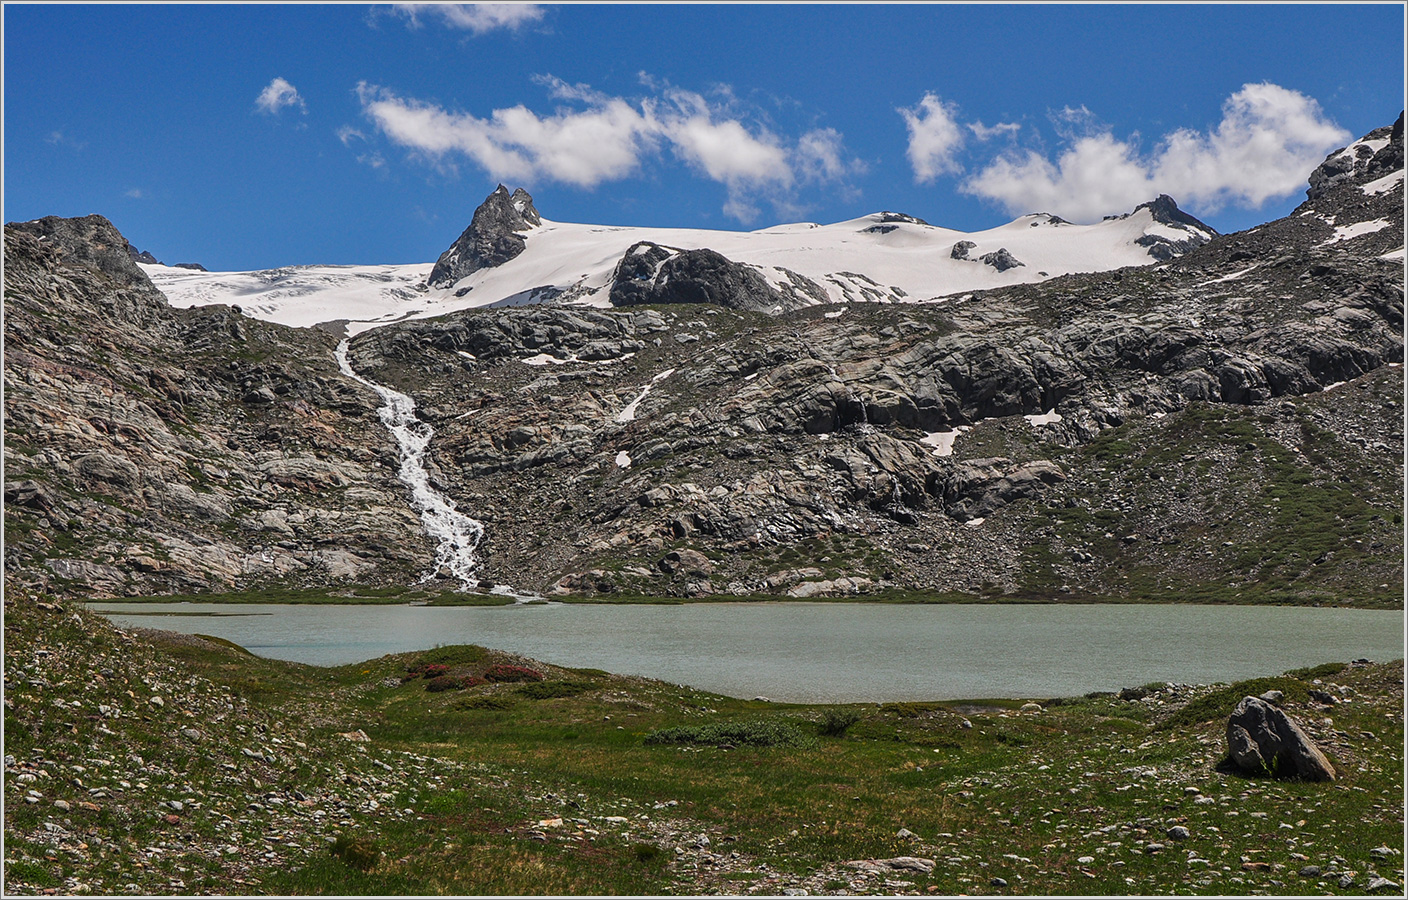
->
(4, 114), (1402, 604)
(138, 190), (1217, 335)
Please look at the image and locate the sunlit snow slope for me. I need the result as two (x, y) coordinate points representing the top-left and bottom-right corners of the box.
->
(143, 205), (1208, 335)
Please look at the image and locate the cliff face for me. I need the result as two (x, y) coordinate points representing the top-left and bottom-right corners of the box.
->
(4, 216), (435, 598)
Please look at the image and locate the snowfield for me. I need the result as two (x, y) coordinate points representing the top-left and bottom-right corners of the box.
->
(142, 205), (1209, 334)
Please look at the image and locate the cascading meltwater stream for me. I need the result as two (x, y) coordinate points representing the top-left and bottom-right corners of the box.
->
(335, 338), (540, 601)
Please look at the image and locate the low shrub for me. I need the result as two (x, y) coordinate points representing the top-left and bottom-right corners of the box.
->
(331, 833), (381, 872)
(403, 662), (450, 682)
(817, 708), (863, 736)
(456, 695), (518, 711)
(484, 664), (544, 683)
(645, 719), (815, 749)
(421, 645), (490, 666)
(460, 675), (488, 688)
(516, 679), (596, 700)
(1287, 662), (1347, 679)
(425, 675), (463, 693)
(632, 843), (666, 865)
(880, 701), (948, 719)
(1157, 677), (1310, 731)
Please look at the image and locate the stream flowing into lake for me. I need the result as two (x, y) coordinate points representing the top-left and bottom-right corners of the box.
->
(335, 339), (488, 590)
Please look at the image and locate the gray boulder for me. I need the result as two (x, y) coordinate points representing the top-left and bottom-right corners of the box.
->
(950, 240), (976, 260)
(980, 248), (1025, 272)
(1226, 696), (1335, 780)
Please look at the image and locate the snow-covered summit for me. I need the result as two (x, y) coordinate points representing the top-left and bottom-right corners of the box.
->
(141, 188), (1216, 335)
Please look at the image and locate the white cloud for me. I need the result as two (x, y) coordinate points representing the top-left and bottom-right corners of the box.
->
(797, 127), (859, 182)
(1152, 83), (1351, 210)
(125, 188), (144, 199)
(256, 77), (306, 115)
(358, 82), (657, 187)
(968, 121), (1020, 142)
(336, 125), (366, 146)
(965, 135), (1158, 222)
(355, 77), (862, 222)
(392, 3), (544, 34)
(657, 87), (793, 218)
(964, 83), (1350, 222)
(900, 93), (965, 183)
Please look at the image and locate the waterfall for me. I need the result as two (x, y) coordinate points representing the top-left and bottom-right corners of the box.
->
(335, 339), (488, 590)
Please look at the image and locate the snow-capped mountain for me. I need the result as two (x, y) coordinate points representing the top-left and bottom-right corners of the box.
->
(141, 188), (1214, 334)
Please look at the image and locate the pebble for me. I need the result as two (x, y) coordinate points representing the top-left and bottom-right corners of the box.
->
(1299, 865), (1322, 877)
(1166, 826), (1190, 840)
(990, 876), (1008, 887)
(147, 696), (164, 708)
(1367, 876), (1399, 893)
(53, 799), (71, 811)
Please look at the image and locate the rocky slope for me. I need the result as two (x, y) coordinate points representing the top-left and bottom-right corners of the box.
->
(344, 116), (1403, 604)
(3, 216), (434, 598)
(5, 116), (1403, 605)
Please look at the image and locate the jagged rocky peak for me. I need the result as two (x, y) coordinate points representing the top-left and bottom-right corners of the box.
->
(428, 184), (543, 289)
(7, 214), (155, 290)
(128, 246), (162, 266)
(1307, 111), (1404, 200)
(877, 210), (931, 226)
(1104, 194), (1218, 261)
(1144, 195), (1216, 234)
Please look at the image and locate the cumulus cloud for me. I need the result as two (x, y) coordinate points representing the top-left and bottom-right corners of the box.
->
(964, 83), (1350, 221)
(900, 93), (966, 183)
(355, 77), (862, 222)
(255, 77), (306, 115)
(391, 3), (544, 34)
(358, 82), (658, 186)
(796, 127), (864, 182)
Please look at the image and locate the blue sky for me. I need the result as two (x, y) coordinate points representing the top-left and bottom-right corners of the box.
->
(5, 3), (1403, 270)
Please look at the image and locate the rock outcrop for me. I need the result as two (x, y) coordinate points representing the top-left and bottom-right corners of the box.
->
(607, 242), (816, 313)
(1308, 113), (1404, 200)
(1226, 696), (1336, 780)
(428, 185), (542, 289)
(4, 216), (435, 597)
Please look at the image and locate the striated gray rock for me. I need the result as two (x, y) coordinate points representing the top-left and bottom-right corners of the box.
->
(4, 216), (437, 597)
(951, 240), (976, 260)
(1226, 696), (1335, 780)
(428, 185), (541, 289)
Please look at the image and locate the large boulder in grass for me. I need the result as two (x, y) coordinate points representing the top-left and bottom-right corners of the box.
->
(1226, 696), (1335, 781)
